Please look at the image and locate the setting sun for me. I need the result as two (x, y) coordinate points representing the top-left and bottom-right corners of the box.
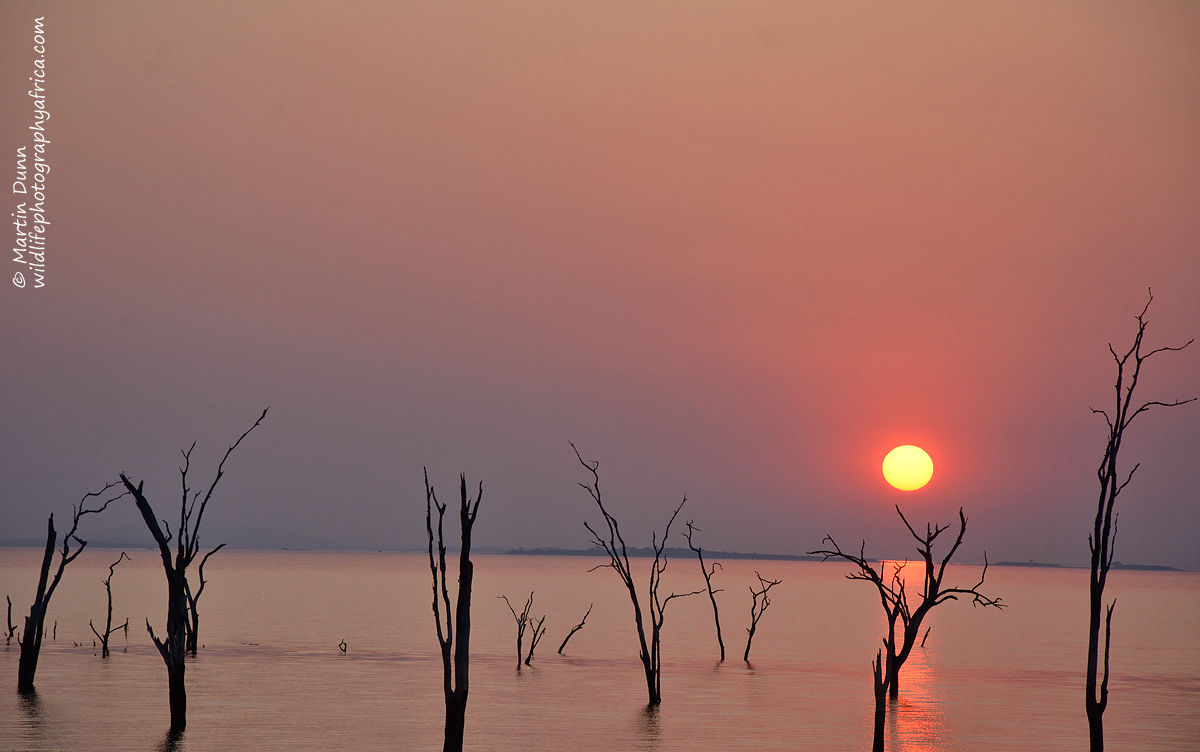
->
(882, 445), (934, 491)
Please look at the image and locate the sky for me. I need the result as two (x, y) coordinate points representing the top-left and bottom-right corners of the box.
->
(1, 1), (1198, 569)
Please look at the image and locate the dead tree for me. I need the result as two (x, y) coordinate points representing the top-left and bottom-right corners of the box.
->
(499, 593), (532, 670)
(426, 470), (483, 752)
(1086, 293), (1193, 752)
(119, 408), (266, 735)
(871, 649), (888, 752)
(89, 551), (131, 658)
(684, 521), (725, 661)
(574, 442), (702, 705)
(6, 597), (16, 644)
(17, 484), (124, 693)
(524, 614), (546, 666)
(743, 572), (781, 662)
(557, 604), (592, 654)
(811, 506), (1003, 700)
(184, 543), (226, 654)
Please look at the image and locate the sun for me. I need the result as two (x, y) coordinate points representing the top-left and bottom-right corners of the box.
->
(882, 445), (934, 491)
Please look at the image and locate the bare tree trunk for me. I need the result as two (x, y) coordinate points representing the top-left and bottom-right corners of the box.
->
(1083, 293), (1192, 751)
(872, 650), (887, 752)
(743, 572), (781, 662)
(574, 443), (701, 706)
(524, 615), (546, 666)
(16, 522), (54, 694)
(159, 569), (190, 734)
(499, 593), (531, 670)
(5, 596), (16, 644)
(557, 604), (592, 654)
(120, 408), (266, 735)
(167, 653), (186, 735)
(427, 471), (483, 752)
(184, 544), (225, 654)
(684, 522), (724, 661)
(17, 486), (122, 693)
(125, 519), (193, 736)
(89, 552), (130, 658)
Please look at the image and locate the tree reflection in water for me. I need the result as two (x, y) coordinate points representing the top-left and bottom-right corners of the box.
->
(636, 703), (661, 751)
(17, 689), (46, 746)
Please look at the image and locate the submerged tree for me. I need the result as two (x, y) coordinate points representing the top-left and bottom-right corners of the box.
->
(870, 649), (888, 752)
(17, 484), (124, 693)
(6, 597), (17, 644)
(811, 506), (1003, 699)
(743, 572), (781, 662)
(426, 470), (483, 752)
(119, 408), (267, 735)
(499, 593), (533, 670)
(573, 443), (702, 706)
(812, 506), (1002, 752)
(184, 542), (226, 654)
(1085, 293), (1193, 752)
(89, 551), (131, 658)
(557, 603), (592, 654)
(524, 613), (547, 666)
(684, 521), (725, 661)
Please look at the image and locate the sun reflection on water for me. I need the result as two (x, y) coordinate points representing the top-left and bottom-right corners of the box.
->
(887, 650), (952, 751)
(878, 561), (954, 752)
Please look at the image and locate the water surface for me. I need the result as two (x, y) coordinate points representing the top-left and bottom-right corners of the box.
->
(1, 549), (1196, 750)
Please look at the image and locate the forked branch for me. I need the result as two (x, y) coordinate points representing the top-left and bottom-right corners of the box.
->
(743, 571), (782, 662)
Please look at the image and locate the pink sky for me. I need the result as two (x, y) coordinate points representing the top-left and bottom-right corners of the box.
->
(2, 1), (1198, 567)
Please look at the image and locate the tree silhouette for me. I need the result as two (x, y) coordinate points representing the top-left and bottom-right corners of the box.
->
(89, 551), (131, 658)
(426, 470), (483, 752)
(499, 593), (533, 670)
(684, 521), (725, 661)
(811, 506), (1002, 751)
(524, 613), (547, 666)
(573, 442), (702, 705)
(184, 542), (225, 654)
(743, 572), (781, 662)
(1085, 292), (1193, 751)
(557, 604), (592, 654)
(17, 484), (124, 693)
(5, 597), (16, 645)
(119, 408), (266, 735)
(811, 506), (1003, 698)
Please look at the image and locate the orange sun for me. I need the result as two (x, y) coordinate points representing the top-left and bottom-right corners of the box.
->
(882, 445), (934, 491)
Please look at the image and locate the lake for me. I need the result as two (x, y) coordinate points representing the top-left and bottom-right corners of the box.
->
(1, 548), (1197, 750)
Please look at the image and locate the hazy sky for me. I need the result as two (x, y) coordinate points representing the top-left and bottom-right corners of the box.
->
(2, 1), (1198, 568)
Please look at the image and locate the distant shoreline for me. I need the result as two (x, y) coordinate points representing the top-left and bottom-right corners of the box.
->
(497, 546), (829, 562)
(992, 560), (1180, 571)
(0, 541), (1184, 570)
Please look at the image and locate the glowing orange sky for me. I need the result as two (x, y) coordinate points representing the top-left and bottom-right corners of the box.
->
(1, 1), (1198, 567)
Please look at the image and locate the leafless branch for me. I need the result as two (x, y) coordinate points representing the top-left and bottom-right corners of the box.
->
(573, 441), (691, 705)
(685, 520), (726, 661)
(743, 571), (782, 662)
(1086, 290), (1192, 749)
(812, 505), (1002, 703)
(525, 614), (547, 666)
(557, 603), (593, 654)
(499, 592), (533, 670)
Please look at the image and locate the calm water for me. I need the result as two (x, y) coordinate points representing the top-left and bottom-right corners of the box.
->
(0, 548), (1197, 751)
